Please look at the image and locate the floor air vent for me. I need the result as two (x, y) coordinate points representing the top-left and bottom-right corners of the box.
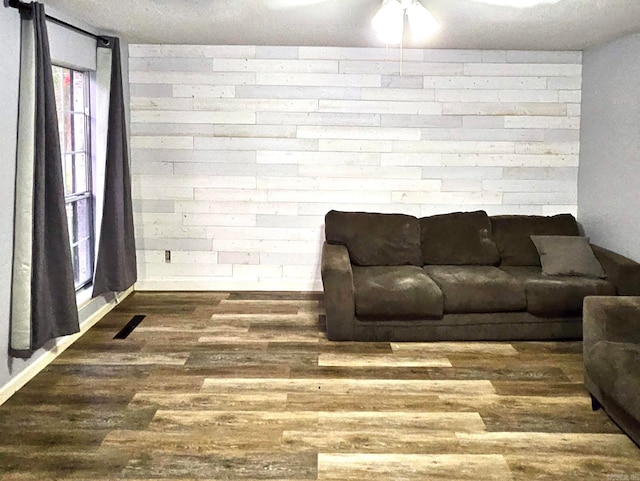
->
(114, 315), (146, 339)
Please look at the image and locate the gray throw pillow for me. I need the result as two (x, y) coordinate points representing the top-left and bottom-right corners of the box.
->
(530, 235), (606, 278)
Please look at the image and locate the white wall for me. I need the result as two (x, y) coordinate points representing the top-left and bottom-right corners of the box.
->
(130, 45), (583, 291)
(578, 33), (640, 262)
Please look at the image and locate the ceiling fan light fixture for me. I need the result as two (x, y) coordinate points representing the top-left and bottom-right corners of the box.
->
(372, 0), (439, 45)
(372, 0), (405, 45)
(407, 0), (440, 41)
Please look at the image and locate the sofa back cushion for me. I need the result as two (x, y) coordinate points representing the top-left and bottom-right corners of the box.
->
(491, 214), (580, 266)
(325, 210), (422, 266)
(420, 210), (500, 265)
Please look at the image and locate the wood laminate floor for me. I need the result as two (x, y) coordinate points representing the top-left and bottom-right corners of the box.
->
(1, 291), (639, 480)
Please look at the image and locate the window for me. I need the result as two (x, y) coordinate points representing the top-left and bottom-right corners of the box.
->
(52, 66), (94, 290)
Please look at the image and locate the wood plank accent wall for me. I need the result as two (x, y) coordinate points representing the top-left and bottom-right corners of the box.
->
(128, 46), (582, 291)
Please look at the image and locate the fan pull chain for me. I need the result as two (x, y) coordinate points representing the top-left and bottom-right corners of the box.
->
(400, 35), (404, 76)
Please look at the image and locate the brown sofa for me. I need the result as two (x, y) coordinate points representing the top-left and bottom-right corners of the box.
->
(321, 210), (640, 342)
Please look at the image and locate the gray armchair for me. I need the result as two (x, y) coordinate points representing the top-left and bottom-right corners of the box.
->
(583, 296), (640, 446)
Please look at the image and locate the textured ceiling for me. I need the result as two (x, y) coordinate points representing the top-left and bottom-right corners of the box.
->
(42, 0), (640, 50)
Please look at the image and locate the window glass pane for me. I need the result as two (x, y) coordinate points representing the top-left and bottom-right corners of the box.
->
(72, 114), (86, 152)
(65, 203), (74, 243)
(71, 71), (86, 113)
(52, 68), (65, 148)
(73, 240), (93, 288)
(73, 154), (88, 193)
(61, 68), (71, 112)
(62, 154), (74, 196)
(66, 198), (94, 289)
(62, 154), (89, 196)
(75, 198), (92, 244)
(61, 113), (71, 152)
(66, 198), (92, 246)
(61, 113), (86, 153)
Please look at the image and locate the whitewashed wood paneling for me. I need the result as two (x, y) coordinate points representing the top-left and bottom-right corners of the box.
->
(129, 45), (582, 290)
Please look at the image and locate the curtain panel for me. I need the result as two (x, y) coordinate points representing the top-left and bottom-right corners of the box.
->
(92, 37), (137, 297)
(11, 2), (79, 358)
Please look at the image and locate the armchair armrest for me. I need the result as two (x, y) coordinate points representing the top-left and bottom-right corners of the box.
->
(592, 244), (640, 295)
(321, 242), (355, 341)
(583, 296), (640, 354)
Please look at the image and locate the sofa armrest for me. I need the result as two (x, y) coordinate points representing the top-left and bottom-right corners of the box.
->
(321, 242), (355, 341)
(592, 244), (640, 295)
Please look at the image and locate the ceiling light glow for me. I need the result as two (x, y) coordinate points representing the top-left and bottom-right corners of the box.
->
(406, 1), (440, 41)
(372, 0), (439, 45)
(372, 0), (405, 44)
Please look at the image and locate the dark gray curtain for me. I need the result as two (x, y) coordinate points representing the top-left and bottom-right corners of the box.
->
(92, 37), (137, 297)
(11, 2), (79, 358)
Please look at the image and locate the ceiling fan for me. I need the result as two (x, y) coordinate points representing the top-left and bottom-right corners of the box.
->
(264, 0), (563, 46)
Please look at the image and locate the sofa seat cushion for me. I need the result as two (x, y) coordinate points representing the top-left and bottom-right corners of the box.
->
(325, 210), (422, 266)
(500, 266), (616, 318)
(353, 266), (443, 320)
(420, 210), (500, 265)
(491, 214), (580, 266)
(424, 266), (526, 314)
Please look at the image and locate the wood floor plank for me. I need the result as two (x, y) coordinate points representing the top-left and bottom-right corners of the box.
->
(318, 453), (514, 481)
(0, 429), (109, 453)
(201, 378), (497, 395)
(101, 428), (286, 453)
(273, 341), (393, 355)
(1, 291), (638, 481)
(129, 392), (289, 410)
(318, 353), (452, 367)
(0, 404), (157, 431)
(0, 448), (131, 479)
(148, 363), (292, 378)
(426, 366), (571, 382)
(506, 454), (640, 480)
(52, 352), (190, 365)
(198, 330), (320, 344)
(285, 393), (442, 412)
(491, 380), (588, 397)
(289, 365), (443, 380)
(186, 350), (316, 368)
(147, 410), (319, 432)
(121, 452), (317, 480)
(391, 342), (519, 356)
(282, 430), (461, 454)
(316, 411), (486, 432)
(456, 432), (640, 456)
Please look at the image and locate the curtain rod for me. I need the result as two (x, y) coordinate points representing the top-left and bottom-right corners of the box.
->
(8, 0), (111, 45)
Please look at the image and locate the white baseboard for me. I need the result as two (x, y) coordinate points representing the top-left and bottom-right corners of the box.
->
(0, 286), (134, 406)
